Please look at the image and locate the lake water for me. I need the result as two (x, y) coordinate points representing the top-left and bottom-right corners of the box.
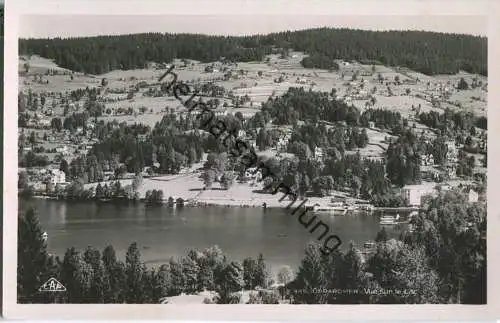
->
(20, 198), (405, 271)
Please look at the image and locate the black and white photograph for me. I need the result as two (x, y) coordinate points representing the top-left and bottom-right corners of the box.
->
(3, 0), (499, 320)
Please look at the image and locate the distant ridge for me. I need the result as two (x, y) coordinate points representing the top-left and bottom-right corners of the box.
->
(19, 27), (487, 76)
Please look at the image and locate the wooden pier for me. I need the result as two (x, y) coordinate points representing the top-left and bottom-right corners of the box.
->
(373, 206), (421, 212)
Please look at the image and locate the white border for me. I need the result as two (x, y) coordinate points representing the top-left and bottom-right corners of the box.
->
(4, 0), (500, 320)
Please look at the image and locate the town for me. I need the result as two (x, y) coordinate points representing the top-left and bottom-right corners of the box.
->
(18, 52), (487, 212)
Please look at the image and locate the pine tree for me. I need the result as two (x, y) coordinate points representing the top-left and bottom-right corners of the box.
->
(255, 253), (270, 288)
(292, 243), (328, 304)
(124, 242), (145, 303)
(17, 208), (51, 303)
(83, 247), (108, 303)
(335, 244), (373, 304)
(102, 245), (125, 303)
(181, 256), (200, 294)
(168, 258), (186, 296)
(242, 257), (258, 289)
(214, 261), (244, 304)
(59, 247), (84, 302)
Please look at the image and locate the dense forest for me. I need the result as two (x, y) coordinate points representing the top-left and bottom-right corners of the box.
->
(19, 28), (487, 76)
(18, 188), (486, 304)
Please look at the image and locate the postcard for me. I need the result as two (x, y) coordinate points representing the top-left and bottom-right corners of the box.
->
(3, 0), (499, 320)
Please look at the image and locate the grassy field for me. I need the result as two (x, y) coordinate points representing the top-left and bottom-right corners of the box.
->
(19, 53), (487, 125)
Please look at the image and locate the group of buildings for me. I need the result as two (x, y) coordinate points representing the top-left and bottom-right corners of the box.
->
(21, 166), (69, 192)
(401, 183), (479, 207)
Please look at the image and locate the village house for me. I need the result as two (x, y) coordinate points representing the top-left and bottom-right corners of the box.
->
(445, 140), (458, 163)
(137, 134), (148, 142)
(26, 119), (38, 128)
(353, 90), (370, 100)
(55, 145), (69, 155)
(277, 132), (292, 151)
(237, 129), (246, 138)
(343, 95), (353, 103)
(101, 171), (114, 181)
(231, 110), (256, 119)
(296, 77), (307, 84)
(38, 118), (51, 128)
(86, 120), (96, 130)
(401, 184), (437, 206)
(468, 188), (479, 203)
(364, 156), (385, 163)
(420, 154), (435, 167)
(424, 169), (441, 182)
(314, 147), (324, 161)
(33, 181), (47, 192)
(214, 108), (230, 117)
(446, 164), (457, 178)
(245, 167), (262, 181)
(479, 137), (487, 150)
(247, 140), (257, 150)
(49, 169), (66, 185)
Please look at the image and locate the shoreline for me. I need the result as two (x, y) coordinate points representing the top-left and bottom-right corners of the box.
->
(26, 194), (304, 209)
(27, 194), (419, 214)
(25, 172), (430, 212)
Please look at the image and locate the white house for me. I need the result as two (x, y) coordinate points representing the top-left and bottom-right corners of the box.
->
(446, 164), (457, 178)
(245, 167), (262, 180)
(50, 169), (66, 185)
(38, 118), (51, 128)
(214, 108), (230, 117)
(237, 129), (246, 138)
(277, 133), (291, 151)
(401, 184), (436, 206)
(445, 140), (458, 163)
(55, 145), (69, 155)
(314, 147), (324, 160)
(33, 181), (47, 192)
(468, 189), (479, 203)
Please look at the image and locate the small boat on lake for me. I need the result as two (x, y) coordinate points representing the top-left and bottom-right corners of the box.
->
(379, 213), (400, 225)
(357, 204), (375, 212)
(312, 203), (347, 215)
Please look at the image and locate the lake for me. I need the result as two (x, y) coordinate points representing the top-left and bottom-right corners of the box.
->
(20, 198), (405, 272)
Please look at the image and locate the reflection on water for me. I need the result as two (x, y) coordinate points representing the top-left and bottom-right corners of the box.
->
(20, 198), (405, 271)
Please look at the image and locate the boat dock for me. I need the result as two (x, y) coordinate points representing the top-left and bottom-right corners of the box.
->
(374, 206), (421, 212)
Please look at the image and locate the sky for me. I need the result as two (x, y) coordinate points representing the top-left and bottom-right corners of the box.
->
(19, 14), (488, 39)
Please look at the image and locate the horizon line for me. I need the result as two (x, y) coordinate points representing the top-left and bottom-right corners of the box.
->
(19, 26), (487, 41)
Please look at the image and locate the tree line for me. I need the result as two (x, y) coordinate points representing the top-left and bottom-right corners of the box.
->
(418, 108), (487, 133)
(19, 28), (486, 76)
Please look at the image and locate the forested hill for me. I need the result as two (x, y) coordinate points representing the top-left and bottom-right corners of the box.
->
(19, 28), (487, 76)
